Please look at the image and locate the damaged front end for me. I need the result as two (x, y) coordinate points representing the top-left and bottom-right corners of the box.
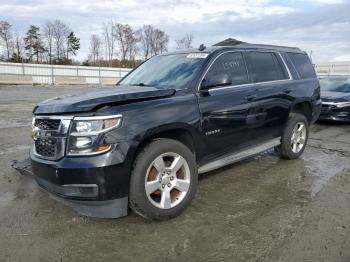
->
(12, 157), (129, 219)
(11, 113), (133, 219)
(12, 158), (33, 177)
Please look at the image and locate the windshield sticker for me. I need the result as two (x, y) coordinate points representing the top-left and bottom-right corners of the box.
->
(186, 53), (209, 59)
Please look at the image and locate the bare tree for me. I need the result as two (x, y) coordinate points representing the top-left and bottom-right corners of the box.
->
(102, 21), (115, 66)
(52, 20), (70, 60)
(138, 25), (168, 58)
(151, 29), (169, 55)
(175, 34), (193, 50)
(0, 20), (13, 59)
(43, 21), (54, 64)
(157, 30), (169, 54)
(12, 33), (25, 62)
(113, 23), (138, 61)
(126, 30), (138, 62)
(90, 34), (101, 65)
(138, 25), (154, 60)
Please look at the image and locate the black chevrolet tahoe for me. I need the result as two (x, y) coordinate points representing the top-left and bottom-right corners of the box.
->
(27, 43), (321, 220)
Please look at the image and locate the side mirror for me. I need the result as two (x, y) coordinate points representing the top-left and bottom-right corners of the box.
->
(201, 74), (232, 90)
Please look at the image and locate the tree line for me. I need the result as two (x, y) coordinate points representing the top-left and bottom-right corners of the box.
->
(0, 19), (194, 68)
(86, 22), (194, 68)
(0, 20), (80, 65)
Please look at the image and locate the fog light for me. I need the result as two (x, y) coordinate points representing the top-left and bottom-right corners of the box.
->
(62, 184), (98, 198)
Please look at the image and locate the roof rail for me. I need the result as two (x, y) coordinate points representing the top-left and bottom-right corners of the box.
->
(238, 43), (301, 51)
(213, 38), (301, 52)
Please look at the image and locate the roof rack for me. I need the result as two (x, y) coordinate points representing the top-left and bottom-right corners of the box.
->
(213, 38), (301, 52)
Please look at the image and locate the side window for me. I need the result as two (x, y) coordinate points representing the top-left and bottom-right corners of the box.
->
(204, 52), (249, 87)
(246, 52), (288, 83)
(287, 53), (316, 79)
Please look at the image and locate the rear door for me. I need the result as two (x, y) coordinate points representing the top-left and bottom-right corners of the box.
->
(244, 51), (292, 143)
(197, 51), (258, 161)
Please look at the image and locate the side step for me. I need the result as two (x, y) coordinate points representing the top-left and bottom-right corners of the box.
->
(198, 137), (281, 174)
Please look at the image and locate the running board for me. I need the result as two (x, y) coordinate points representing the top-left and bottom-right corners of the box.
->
(198, 137), (281, 174)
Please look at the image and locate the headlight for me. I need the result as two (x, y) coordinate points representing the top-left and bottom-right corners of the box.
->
(67, 115), (122, 156)
(334, 102), (350, 108)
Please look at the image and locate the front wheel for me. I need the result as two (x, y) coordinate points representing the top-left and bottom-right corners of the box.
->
(129, 138), (198, 220)
(277, 113), (309, 160)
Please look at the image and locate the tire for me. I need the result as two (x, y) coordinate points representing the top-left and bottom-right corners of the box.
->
(277, 113), (309, 160)
(129, 138), (198, 220)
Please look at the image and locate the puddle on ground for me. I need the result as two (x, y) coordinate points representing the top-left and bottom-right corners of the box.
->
(303, 148), (350, 197)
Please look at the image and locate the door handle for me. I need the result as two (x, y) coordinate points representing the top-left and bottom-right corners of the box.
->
(244, 94), (257, 101)
(283, 88), (292, 94)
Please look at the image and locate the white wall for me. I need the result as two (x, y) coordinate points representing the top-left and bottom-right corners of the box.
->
(0, 62), (132, 85)
(1, 61), (349, 86)
(315, 61), (350, 76)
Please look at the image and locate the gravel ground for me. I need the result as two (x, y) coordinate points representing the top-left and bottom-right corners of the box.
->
(0, 85), (349, 262)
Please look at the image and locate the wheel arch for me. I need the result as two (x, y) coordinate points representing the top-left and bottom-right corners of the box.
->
(289, 100), (313, 123)
(126, 123), (199, 168)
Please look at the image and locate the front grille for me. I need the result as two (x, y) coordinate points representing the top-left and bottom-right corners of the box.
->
(35, 137), (57, 158)
(321, 104), (335, 113)
(34, 119), (61, 130)
(33, 116), (72, 160)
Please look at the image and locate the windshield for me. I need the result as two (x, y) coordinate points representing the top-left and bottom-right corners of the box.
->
(118, 53), (208, 89)
(320, 78), (350, 93)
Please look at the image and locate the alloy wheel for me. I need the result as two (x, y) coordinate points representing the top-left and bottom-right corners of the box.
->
(144, 152), (191, 209)
(291, 122), (307, 153)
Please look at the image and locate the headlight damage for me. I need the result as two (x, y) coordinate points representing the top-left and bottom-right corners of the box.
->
(334, 102), (350, 108)
(32, 114), (122, 159)
(68, 115), (122, 155)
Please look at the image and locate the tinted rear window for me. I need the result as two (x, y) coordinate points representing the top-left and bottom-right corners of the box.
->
(246, 52), (288, 83)
(287, 53), (316, 79)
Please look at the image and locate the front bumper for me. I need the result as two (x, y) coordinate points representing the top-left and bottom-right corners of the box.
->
(30, 146), (131, 201)
(319, 103), (350, 122)
(13, 143), (133, 218)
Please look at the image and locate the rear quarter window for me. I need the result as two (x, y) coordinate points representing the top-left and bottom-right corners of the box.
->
(287, 53), (316, 79)
(245, 52), (288, 83)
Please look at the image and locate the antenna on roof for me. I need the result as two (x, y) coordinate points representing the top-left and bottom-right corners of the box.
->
(198, 44), (206, 51)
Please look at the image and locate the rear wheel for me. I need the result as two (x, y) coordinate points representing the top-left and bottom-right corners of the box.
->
(277, 113), (309, 159)
(129, 138), (197, 220)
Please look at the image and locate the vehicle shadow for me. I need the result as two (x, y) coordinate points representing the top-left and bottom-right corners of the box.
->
(316, 119), (349, 126)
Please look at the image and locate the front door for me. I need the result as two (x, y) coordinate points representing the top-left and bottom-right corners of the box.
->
(197, 51), (258, 162)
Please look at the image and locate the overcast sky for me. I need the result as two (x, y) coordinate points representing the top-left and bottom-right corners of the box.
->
(0, 0), (349, 63)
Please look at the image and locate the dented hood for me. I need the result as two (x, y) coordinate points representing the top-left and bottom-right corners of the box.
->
(33, 85), (176, 114)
